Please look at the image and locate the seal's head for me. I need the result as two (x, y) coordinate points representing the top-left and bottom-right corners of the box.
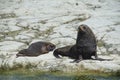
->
(78, 24), (88, 33)
(46, 43), (56, 51)
(78, 24), (95, 37)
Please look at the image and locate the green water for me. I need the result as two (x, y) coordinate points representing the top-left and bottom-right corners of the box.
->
(0, 73), (120, 80)
(0, 69), (120, 80)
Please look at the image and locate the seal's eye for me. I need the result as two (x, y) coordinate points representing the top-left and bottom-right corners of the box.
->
(47, 44), (55, 51)
(83, 26), (86, 29)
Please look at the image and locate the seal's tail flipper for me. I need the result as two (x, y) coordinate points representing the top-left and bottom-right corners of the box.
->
(92, 58), (113, 61)
(16, 49), (28, 58)
(16, 53), (23, 58)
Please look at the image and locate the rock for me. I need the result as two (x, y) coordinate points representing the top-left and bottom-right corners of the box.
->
(80, 60), (120, 72)
(51, 38), (75, 47)
(15, 35), (32, 42)
(0, 25), (21, 33)
(0, 0), (120, 72)
(53, 25), (77, 38)
(104, 31), (120, 45)
(8, 26), (21, 32)
(0, 41), (26, 52)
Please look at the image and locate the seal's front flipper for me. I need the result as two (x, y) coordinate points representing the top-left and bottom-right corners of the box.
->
(70, 59), (81, 63)
(70, 55), (83, 63)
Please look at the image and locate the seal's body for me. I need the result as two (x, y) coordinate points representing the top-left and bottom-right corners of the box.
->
(53, 45), (78, 59)
(76, 24), (97, 60)
(16, 41), (56, 57)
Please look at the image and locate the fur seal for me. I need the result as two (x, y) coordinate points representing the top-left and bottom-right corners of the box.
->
(53, 24), (112, 63)
(75, 24), (97, 62)
(16, 41), (56, 57)
(53, 24), (96, 62)
(75, 24), (112, 62)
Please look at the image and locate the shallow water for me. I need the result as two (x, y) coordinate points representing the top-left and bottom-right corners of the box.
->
(0, 73), (120, 80)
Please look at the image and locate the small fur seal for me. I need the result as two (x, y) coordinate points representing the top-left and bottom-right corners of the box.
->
(16, 41), (56, 57)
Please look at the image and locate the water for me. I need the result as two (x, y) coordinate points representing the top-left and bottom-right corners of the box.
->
(0, 73), (120, 80)
(0, 74), (71, 80)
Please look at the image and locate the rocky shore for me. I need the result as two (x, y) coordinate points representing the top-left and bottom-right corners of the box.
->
(0, 0), (120, 72)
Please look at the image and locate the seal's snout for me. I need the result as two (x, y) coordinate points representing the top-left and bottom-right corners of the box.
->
(49, 44), (56, 51)
(78, 24), (87, 32)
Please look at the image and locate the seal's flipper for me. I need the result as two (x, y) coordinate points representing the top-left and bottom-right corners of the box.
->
(53, 50), (61, 58)
(92, 57), (113, 61)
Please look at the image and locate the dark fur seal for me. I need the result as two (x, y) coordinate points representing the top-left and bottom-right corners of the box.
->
(74, 24), (112, 62)
(75, 24), (98, 62)
(53, 24), (97, 62)
(53, 24), (112, 63)
(53, 45), (78, 59)
(16, 41), (56, 57)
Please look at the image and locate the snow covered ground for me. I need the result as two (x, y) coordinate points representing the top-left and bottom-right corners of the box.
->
(0, 0), (120, 72)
